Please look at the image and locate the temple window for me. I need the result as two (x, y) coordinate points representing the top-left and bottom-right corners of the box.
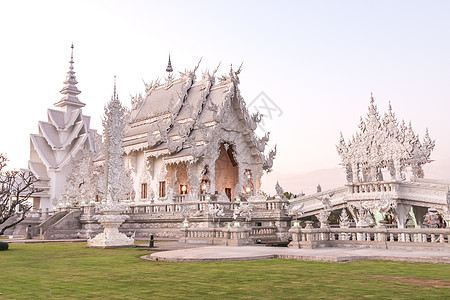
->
(159, 181), (166, 198)
(141, 183), (147, 199)
(200, 180), (208, 194)
(180, 184), (187, 194)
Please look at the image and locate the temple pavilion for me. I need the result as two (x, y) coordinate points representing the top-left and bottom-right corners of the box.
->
(122, 57), (276, 205)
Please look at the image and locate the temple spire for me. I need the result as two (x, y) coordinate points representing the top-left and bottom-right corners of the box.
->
(113, 75), (117, 100)
(54, 44), (85, 110)
(166, 53), (173, 73)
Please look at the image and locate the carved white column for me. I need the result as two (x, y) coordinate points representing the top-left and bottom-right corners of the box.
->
(87, 86), (134, 248)
(395, 203), (411, 229)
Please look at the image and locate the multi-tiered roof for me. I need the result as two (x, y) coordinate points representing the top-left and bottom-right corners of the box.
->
(29, 45), (98, 198)
(123, 61), (275, 170)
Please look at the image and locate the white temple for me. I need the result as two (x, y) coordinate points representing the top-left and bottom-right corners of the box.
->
(28, 45), (99, 211)
(5, 47), (449, 248)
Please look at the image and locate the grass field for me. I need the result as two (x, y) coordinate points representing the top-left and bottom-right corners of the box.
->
(1, 242), (450, 299)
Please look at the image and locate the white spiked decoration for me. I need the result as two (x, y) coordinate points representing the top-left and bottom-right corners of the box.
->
(337, 94), (435, 183)
(87, 77), (134, 248)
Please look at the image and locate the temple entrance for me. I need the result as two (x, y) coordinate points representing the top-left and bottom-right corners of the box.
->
(215, 143), (238, 201)
(165, 163), (189, 202)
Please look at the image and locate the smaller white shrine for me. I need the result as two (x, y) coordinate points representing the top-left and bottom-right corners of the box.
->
(336, 94), (435, 183)
(28, 45), (99, 210)
(290, 95), (450, 230)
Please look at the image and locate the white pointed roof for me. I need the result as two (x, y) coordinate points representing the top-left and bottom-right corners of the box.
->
(29, 45), (98, 176)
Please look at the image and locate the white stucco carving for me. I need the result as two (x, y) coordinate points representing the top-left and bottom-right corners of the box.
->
(233, 202), (255, 222)
(337, 95), (434, 183)
(207, 203), (225, 223)
(339, 209), (350, 228)
(65, 149), (97, 206)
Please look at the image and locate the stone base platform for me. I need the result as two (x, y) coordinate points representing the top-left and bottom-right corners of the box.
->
(144, 245), (450, 264)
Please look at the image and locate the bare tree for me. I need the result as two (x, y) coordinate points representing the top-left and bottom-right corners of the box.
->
(0, 154), (41, 235)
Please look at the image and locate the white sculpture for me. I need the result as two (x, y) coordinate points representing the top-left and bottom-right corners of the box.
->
(348, 203), (375, 227)
(315, 193), (334, 228)
(275, 181), (284, 197)
(87, 83), (134, 248)
(320, 193), (334, 211)
(339, 209), (350, 228)
(65, 149), (96, 206)
(233, 202), (254, 222)
(288, 202), (304, 221)
(207, 203), (225, 224)
(376, 194), (394, 214)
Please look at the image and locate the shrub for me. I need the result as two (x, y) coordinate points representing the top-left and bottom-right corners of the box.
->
(0, 241), (9, 251)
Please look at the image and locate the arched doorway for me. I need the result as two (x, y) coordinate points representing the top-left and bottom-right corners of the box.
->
(214, 143), (238, 201)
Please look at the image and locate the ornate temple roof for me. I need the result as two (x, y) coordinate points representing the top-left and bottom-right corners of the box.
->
(123, 62), (275, 170)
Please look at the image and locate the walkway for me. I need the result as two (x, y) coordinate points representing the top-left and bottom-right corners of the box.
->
(144, 244), (450, 264)
(5, 238), (450, 264)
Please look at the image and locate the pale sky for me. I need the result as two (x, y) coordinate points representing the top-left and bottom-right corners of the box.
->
(1, 0), (449, 195)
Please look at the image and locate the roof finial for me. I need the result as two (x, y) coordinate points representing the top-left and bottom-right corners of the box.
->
(54, 44), (85, 108)
(166, 53), (173, 73)
(194, 57), (202, 72)
(114, 75), (117, 100)
(370, 92), (374, 104)
(212, 61), (221, 76)
(70, 43), (74, 62)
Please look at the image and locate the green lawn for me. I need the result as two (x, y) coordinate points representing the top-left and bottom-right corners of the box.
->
(0, 243), (449, 299)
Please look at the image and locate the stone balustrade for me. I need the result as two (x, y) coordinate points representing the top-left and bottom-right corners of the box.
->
(90, 199), (289, 216)
(251, 226), (277, 236)
(174, 194), (186, 203)
(289, 221), (450, 249)
(76, 197), (288, 215)
(180, 226), (252, 246)
(348, 181), (396, 194)
(26, 208), (53, 220)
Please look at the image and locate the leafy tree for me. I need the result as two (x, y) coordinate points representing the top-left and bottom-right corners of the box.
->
(0, 154), (41, 235)
(283, 191), (298, 199)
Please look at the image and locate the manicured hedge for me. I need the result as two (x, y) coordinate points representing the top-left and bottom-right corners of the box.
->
(0, 241), (9, 251)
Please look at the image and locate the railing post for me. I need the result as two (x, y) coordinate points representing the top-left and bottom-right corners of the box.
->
(378, 221), (387, 242)
(288, 222), (302, 248)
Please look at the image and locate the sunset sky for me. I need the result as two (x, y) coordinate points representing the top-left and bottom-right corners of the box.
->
(1, 0), (449, 194)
